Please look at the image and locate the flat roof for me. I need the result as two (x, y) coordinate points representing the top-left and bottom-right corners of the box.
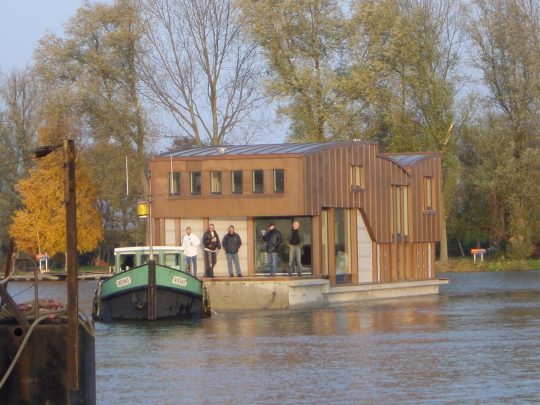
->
(161, 141), (377, 157)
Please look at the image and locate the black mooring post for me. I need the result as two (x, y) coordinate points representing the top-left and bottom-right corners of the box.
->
(64, 139), (80, 403)
(148, 260), (156, 320)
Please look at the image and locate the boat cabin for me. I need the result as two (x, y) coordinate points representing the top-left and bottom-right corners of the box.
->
(114, 246), (185, 272)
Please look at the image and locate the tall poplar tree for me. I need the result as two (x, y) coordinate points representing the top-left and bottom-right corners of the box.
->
(345, 0), (463, 262)
(238, 0), (345, 141)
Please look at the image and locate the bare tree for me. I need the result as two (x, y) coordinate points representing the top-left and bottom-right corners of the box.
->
(139, 0), (265, 146)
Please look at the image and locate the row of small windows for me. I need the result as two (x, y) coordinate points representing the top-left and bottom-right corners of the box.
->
(169, 169), (285, 195)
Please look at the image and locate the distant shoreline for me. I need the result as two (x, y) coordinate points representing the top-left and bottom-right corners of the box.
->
(436, 258), (540, 272)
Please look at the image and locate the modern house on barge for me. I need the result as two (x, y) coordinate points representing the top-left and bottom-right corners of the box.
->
(149, 142), (442, 293)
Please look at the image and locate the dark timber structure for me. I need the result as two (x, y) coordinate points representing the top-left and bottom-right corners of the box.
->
(149, 142), (442, 287)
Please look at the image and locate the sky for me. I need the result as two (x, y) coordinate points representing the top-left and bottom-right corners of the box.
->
(0, 1), (286, 147)
(0, 1), (87, 72)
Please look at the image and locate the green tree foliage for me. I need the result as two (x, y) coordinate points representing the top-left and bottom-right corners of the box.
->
(9, 147), (103, 256)
(34, 0), (148, 185)
(33, 0), (150, 256)
(238, 0), (345, 141)
(463, 0), (540, 258)
(0, 69), (40, 258)
(346, 0), (463, 262)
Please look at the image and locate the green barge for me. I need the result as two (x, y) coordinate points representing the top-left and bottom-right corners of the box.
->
(92, 246), (210, 321)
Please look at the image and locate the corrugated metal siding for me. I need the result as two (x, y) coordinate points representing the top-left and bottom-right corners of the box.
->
(375, 242), (435, 282)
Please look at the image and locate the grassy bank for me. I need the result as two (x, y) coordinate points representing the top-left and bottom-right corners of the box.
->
(436, 258), (540, 272)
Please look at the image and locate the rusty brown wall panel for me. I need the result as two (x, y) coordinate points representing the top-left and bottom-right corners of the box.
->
(405, 244), (411, 280)
(372, 242), (378, 282)
(351, 211), (359, 284)
(384, 244), (391, 282)
(305, 155), (312, 214)
(376, 242), (435, 281)
(155, 218), (163, 246)
(312, 215), (321, 276)
(151, 157), (306, 218)
(247, 219), (254, 276)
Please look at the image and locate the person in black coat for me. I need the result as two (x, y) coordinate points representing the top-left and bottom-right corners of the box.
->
(202, 223), (221, 277)
(222, 225), (243, 277)
(262, 223), (282, 277)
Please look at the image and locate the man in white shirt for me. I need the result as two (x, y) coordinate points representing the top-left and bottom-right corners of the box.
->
(182, 226), (200, 277)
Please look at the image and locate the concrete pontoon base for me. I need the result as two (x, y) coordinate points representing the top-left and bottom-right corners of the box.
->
(203, 277), (449, 311)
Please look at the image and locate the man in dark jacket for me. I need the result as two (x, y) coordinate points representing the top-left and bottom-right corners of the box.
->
(202, 223), (221, 277)
(222, 225), (242, 277)
(263, 223), (282, 277)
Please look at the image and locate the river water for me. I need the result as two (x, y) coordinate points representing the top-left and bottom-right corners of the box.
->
(7, 270), (540, 404)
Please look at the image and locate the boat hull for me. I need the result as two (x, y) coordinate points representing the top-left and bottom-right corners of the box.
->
(92, 262), (210, 321)
(97, 287), (203, 321)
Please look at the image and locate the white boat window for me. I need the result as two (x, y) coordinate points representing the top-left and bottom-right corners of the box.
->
(164, 253), (181, 269)
(141, 254), (160, 265)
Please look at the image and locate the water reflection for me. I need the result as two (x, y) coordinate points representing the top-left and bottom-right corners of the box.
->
(6, 270), (540, 404)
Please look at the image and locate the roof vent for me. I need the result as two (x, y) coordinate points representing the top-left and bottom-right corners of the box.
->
(217, 147), (227, 154)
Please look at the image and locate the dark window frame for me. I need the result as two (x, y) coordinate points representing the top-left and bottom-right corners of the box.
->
(273, 169), (285, 193)
(252, 170), (264, 193)
(210, 171), (222, 194)
(169, 172), (181, 195)
(232, 170), (243, 194)
(190, 171), (201, 195)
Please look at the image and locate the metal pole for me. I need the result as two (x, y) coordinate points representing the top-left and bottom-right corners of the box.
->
(148, 259), (156, 320)
(146, 169), (153, 260)
(64, 139), (80, 401)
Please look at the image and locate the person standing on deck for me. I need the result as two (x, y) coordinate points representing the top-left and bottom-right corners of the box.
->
(182, 226), (200, 277)
(288, 220), (303, 276)
(202, 224), (221, 278)
(263, 223), (282, 277)
(222, 225), (243, 277)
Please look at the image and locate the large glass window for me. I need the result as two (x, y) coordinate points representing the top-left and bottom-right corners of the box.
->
(169, 172), (180, 195)
(254, 217), (312, 275)
(273, 169), (285, 193)
(392, 185), (409, 238)
(210, 171), (222, 194)
(334, 208), (352, 284)
(232, 170), (243, 193)
(252, 170), (264, 193)
(190, 171), (201, 194)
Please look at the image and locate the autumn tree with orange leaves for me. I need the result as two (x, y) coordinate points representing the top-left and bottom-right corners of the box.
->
(9, 145), (103, 257)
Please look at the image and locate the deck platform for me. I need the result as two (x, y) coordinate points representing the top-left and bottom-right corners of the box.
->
(203, 276), (449, 311)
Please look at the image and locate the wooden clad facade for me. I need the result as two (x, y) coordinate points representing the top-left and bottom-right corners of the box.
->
(149, 142), (442, 285)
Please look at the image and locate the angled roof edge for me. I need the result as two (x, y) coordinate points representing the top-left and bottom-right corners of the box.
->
(379, 152), (440, 173)
(157, 140), (379, 158)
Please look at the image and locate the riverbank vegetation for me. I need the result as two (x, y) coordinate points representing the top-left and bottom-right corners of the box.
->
(1, 0), (538, 266)
(437, 258), (540, 273)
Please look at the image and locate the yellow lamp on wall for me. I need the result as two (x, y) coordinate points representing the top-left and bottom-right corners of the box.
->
(136, 201), (149, 218)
